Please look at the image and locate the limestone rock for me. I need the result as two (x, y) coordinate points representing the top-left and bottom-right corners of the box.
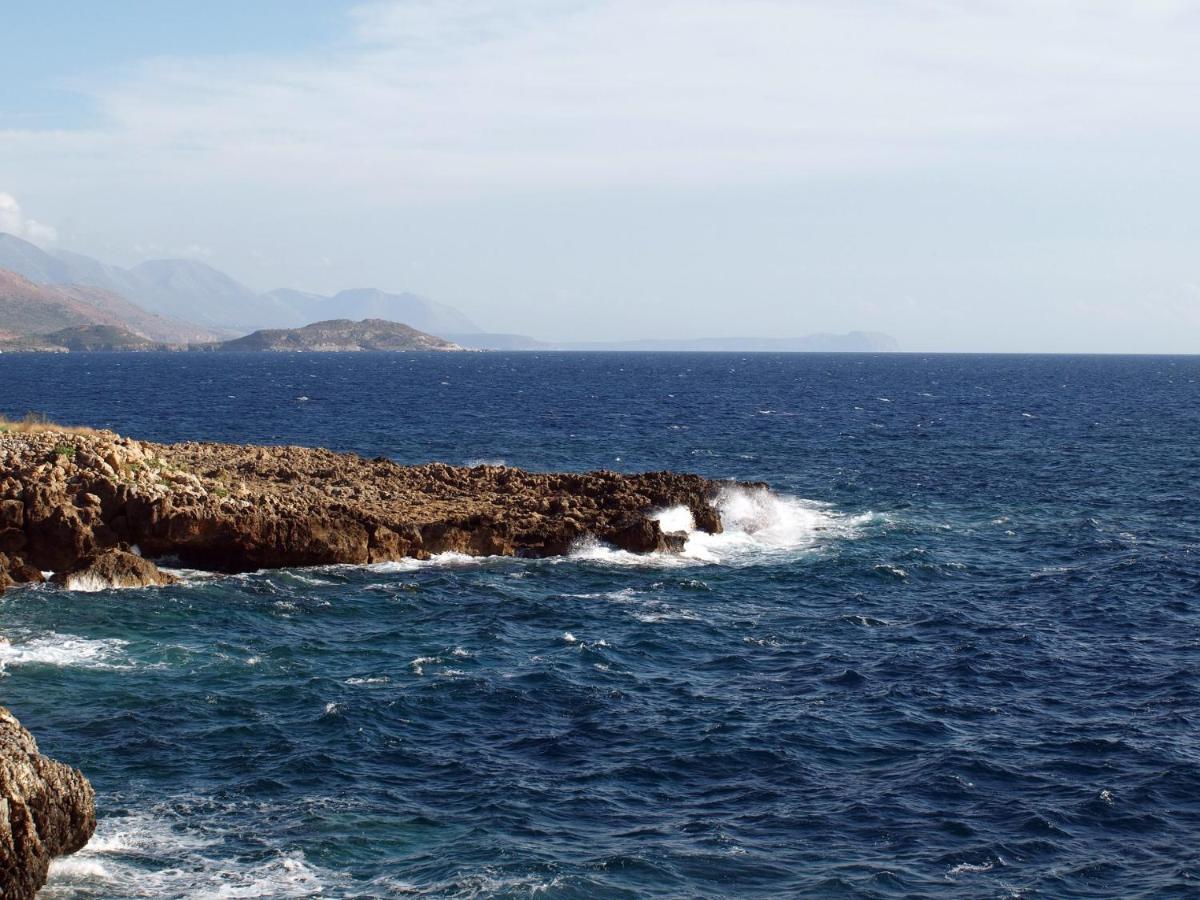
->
(0, 428), (743, 590)
(0, 706), (96, 899)
(51, 549), (177, 591)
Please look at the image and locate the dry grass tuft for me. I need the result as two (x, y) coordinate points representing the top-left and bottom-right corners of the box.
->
(0, 412), (100, 436)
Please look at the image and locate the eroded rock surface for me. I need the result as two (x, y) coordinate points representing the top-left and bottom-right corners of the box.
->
(0, 429), (734, 588)
(51, 549), (177, 591)
(0, 707), (96, 899)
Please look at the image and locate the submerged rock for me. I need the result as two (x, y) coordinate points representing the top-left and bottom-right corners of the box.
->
(51, 549), (177, 591)
(0, 707), (96, 899)
(0, 429), (739, 585)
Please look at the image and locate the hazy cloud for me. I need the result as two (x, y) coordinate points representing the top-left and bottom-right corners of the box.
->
(0, 192), (58, 246)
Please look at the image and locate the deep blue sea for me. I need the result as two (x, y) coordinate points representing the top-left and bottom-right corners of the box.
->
(1, 352), (1197, 898)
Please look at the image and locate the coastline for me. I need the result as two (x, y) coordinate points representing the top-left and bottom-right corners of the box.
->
(1, 426), (735, 592)
(0, 423), (742, 892)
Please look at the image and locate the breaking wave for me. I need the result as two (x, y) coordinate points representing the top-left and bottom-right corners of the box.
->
(572, 486), (870, 567)
(43, 808), (329, 899)
(0, 633), (135, 676)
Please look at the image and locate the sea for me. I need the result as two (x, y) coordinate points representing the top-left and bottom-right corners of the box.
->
(0, 351), (1196, 898)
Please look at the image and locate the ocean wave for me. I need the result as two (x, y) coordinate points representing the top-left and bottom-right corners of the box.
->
(946, 858), (998, 878)
(367, 552), (484, 573)
(571, 486), (869, 568)
(0, 633), (135, 676)
(43, 809), (330, 899)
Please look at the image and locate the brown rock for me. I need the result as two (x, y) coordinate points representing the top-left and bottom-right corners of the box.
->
(51, 549), (177, 591)
(0, 554), (43, 591)
(0, 706), (96, 899)
(0, 428), (739, 587)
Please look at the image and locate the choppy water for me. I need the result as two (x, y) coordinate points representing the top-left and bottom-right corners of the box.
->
(1, 352), (1198, 898)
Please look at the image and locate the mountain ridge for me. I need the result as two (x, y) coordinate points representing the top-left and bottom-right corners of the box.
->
(0, 268), (217, 343)
(0, 233), (481, 336)
(0, 232), (901, 352)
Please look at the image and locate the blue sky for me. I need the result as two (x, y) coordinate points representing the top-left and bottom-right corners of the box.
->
(2, 1), (1200, 350)
(1, 2), (347, 127)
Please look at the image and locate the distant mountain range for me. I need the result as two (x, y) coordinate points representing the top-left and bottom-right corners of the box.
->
(0, 233), (479, 337)
(0, 230), (899, 352)
(0, 269), (215, 343)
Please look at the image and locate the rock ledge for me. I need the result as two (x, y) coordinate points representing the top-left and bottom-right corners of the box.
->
(1, 428), (740, 588)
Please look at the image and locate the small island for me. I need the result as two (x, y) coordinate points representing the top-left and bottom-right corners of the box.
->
(202, 318), (465, 352)
(0, 318), (466, 354)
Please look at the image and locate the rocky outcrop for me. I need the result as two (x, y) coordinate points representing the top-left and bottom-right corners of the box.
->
(205, 318), (464, 352)
(51, 549), (177, 591)
(0, 428), (734, 588)
(0, 707), (96, 899)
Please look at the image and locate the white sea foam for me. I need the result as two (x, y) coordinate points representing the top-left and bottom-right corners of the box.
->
(44, 811), (329, 900)
(653, 505), (696, 534)
(368, 552), (482, 573)
(947, 860), (996, 877)
(61, 574), (118, 593)
(572, 486), (870, 568)
(280, 572), (334, 586)
(411, 655), (441, 675)
(0, 633), (134, 676)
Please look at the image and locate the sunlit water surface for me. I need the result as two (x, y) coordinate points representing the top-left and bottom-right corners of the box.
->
(1, 352), (1197, 898)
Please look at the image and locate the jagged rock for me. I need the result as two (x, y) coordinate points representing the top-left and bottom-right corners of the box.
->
(606, 516), (673, 554)
(0, 554), (42, 593)
(0, 707), (96, 899)
(51, 549), (177, 591)
(0, 428), (744, 589)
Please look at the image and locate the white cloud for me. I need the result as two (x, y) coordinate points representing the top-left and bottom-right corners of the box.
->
(0, 192), (58, 246)
(6, 0), (1200, 196)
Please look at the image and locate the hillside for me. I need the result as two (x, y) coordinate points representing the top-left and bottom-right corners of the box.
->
(0, 269), (211, 343)
(42, 324), (162, 351)
(211, 318), (464, 352)
(0, 325), (168, 353)
(0, 233), (483, 336)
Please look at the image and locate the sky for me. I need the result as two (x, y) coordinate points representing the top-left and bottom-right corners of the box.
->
(2, 0), (1199, 351)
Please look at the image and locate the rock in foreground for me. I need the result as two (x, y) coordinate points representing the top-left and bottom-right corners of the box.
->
(0, 707), (96, 899)
(51, 549), (177, 591)
(0, 428), (735, 587)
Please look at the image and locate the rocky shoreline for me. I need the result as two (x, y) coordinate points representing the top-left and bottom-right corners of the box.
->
(0, 425), (742, 892)
(1, 427), (734, 590)
(0, 707), (96, 898)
